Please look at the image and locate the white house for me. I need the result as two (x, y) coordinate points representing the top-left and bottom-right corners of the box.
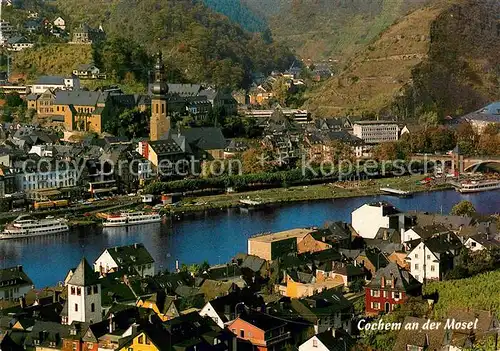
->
(199, 300), (226, 328)
(53, 17), (66, 30)
(464, 233), (500, 252)
(30, 75), (80, 94)
(94, 243), (155, 277)
(406, 233), (462, 283)
(0, 266), (33, 301)
(351, 202), (403, 239)
(401, 224), (452, 244)
(299, 329), (353, 351)
(63, 258), (102, 325)
(7, 36), (34, 51)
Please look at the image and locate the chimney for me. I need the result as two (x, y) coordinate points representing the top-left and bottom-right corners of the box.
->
(331, 329), (336, 338)
(19, 296), (26, 308)
(391, 273), (395, 289)
(134, 243), (138, 249)
(109, 317), (115, 333)
(131, 323), (139, 335)
(17, 265), (22, 272)
(175, 260), (179, 272)
(381, 276), (385, 288)
(383, 229), (388, 241)
(322, 237), (326, 242)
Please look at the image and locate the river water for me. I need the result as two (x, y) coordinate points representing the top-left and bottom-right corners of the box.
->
(1, 189), (498, 287)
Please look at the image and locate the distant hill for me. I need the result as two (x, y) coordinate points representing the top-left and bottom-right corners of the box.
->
(201, 0), (267, 32)
(244, 0), (430, 60)
(45, 0), (295, 88)
(305, 0), (500, 118)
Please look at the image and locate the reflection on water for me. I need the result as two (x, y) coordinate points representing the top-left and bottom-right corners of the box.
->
(0, 189), (498, 287)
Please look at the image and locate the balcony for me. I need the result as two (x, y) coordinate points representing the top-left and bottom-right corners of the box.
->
(266, 331), (291, 346)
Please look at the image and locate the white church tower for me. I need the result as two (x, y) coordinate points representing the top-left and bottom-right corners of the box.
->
(64, 258), (102, 325)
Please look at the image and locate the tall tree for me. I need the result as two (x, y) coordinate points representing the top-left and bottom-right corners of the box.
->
(451, 200), (476, 217)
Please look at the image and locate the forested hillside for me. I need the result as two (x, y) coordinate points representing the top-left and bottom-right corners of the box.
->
(244, 0), (430, 60)
(48, 0), (295, 88)
(201, 0), (267, 32)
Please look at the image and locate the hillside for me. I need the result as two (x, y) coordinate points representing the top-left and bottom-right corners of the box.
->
(12, 44), (93, 79)
(244, 0), (430, 60)
(201, 0), (267, 32)
(305, 0), (500, 118)
(52, 0), (294, 88)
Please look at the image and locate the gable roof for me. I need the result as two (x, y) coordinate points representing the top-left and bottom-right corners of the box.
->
(105, 243), (154, 268)
(54, 91), (106, 106)
(367, 262), (421, 292)
(393, 317), (446, 351)
(0, 266), (33, 286)
(35, 76), (66, 85)
(67, 258), (99, 286)
(148, 139), (184, 156)
(235, 310), (286, 332)
(178, 127), (227, 150)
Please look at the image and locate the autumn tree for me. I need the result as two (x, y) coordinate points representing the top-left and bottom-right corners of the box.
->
(456, 122), (478, 156)
(451, 200), (476, 217)
(241, 147), (275, 174)
(272, 77), (290, 105)
(373, 142), (407, 161)
(326, 140), (355, 164)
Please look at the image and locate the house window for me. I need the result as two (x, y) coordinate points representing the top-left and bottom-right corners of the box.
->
(71, 286), (75, 295)
(430, 265), (435, 272)
(414, 264), (419, 270)
(415, 253), (418, 259)
(138, 335), (144, 344)
(72, 342), (77, 351)
(383, 290), (388, 298)
(87, 286), (92, 295)
(371, 289), (380, 297)
(371, 302), (380, 309)
(240, 330), (245, 338)
(145, 336), (150, 345)
(93, 285), (98, 294)
(313, 339), (318, 347)
(91, 303), (95, 312)
(471, 242), (476, 247)
(77, 287), (81, 296)
(394, 291), (401, 299)
(75, 303), (78, 312)
(427, 255), (431, 260)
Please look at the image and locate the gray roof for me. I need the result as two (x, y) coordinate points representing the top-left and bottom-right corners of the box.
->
(367, 262), (421, 291)
(35, 76), (66, 85)
(105, 243), (155, 268)
(7, 36), (30, 45)
(462, 102), (500, 123)
(67, 258), (99, 286)
(167, 83), (201, 97)
(149, 139), (184, 156)
(54, 91), (106, 106)
(179, 127), (227, 150)
(0, 266), (33, 286)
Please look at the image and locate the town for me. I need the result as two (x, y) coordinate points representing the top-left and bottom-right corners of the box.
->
(0, 201), (498, 350)
(0, 1), (497, 350)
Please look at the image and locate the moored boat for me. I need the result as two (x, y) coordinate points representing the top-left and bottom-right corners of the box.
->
(456, 180), (500, 193)
(0, 215), (69, 240)
(102, 211), (162, 227)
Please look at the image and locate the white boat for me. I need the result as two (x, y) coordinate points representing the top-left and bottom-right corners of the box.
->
(0, 215), (69, 240)
(102, 211), (162, 227)
(457, 180), (500, 193)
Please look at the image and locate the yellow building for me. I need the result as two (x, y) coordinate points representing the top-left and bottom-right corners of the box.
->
(136, 292), (180, 321)
(52, 90), (109, 133)
(150, 52), (170, 141)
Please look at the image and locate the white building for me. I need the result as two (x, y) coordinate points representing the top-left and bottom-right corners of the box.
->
(401, 224), (452, 244)
(199, 301), (226, 328)
(464, 233), (500, 252)
(94, 243), (155, 277)
(0, 266), (33, 301)
(351, 202), (403, 239)
(7, 36), (34, 51)
(53, 17), (66, 30)
(299, 329), (353, 351)
(15, 166), (77, 193)
(352, 121), (399, 144)
(406, 233), (462, 283)
(63, 258), (102, 325)
(30, 75), (80, 94)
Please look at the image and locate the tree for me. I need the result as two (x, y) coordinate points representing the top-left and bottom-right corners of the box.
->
(418, 111), (440, 127)
(241, 147), (274, 174)
(451, 200), (476, 217)
(456, 122), (478, 156)
(104, 108), (150, 139)
(272, 77), (290, 105)
(5, 92), (24, 108)
(478, 133), (500, 156)
(373, 142), (406, 161)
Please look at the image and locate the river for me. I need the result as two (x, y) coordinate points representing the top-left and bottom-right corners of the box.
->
(1, 189), (498, 287)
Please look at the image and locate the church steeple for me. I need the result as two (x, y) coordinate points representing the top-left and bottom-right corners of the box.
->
(150, 51), (170, 141)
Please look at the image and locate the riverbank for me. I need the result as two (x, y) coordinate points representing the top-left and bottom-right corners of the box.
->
(163, 175), (453, 215)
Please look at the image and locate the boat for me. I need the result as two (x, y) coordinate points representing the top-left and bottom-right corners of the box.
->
(379, 187), (413, 197)
(0, 215), (69, 240)
(102, 211), (162, 227)
(456, 180), (500, 193)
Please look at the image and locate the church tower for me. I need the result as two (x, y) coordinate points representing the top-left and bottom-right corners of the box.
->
(150, 51), (170, 141)
(65, 258), (102, 325)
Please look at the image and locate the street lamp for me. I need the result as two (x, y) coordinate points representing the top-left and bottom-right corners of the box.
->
(234, 302), (245, 320)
